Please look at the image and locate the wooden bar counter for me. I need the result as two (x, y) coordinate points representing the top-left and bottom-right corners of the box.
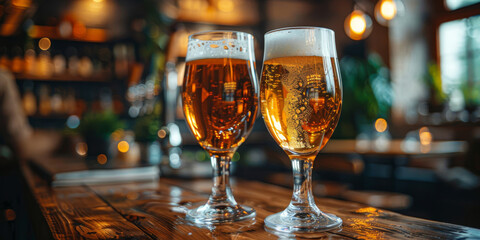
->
(21, 161), (480, 239)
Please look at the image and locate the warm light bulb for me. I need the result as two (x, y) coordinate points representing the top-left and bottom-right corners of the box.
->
(350, 15), (367, 34)
(344, 9), (372, 40)
(380, 0), (397, 20)
(375, 0), (402, 25)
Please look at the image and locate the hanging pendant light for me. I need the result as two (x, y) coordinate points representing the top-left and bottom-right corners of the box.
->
(375, 0), (404, 25)
(344, 8), (373, 40)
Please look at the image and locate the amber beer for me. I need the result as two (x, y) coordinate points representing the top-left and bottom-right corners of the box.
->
(183, 58), (258, 152)
(261, 55), (342, 157)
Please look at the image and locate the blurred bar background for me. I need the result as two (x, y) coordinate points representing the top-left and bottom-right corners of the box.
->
(0, 0), (479, 230)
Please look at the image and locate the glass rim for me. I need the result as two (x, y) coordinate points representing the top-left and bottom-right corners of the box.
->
(189, 30), (254, 40)
(265, 26), (334, 35)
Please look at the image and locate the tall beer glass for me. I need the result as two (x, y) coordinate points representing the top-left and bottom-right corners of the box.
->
(182, 31), (258, 224)
(260, 27), (343, 233)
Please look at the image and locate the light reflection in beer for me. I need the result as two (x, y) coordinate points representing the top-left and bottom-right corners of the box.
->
(236, 100), (244, 114)
(272, 116), (287, 142)
(223, 81), (236, 102)
(188, 115), (200, 138)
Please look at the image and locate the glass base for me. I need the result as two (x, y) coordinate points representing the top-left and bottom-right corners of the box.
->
(264, 210), (342, 233)
(186, 203), (256, 225)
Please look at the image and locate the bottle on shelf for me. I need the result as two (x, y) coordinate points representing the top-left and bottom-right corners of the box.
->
(37, 51), (53, 77)
(64, 89), (77, 115)
(38, 85), (52, 116)
(51, 88), (63, 114)
(0, 46), (10, 70)
(67, 47), (79, 76)
(22, 81), (37, 116)
(78, 47), (93, 77)
(11, 46), (23, 74)
(52, 50), (66, 75)
(24, 49), (36, 75)
(114, 43), (129, 78)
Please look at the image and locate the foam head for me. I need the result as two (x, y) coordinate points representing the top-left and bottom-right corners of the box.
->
(264, 27), (337, 61)
(186, 31), (255, 62)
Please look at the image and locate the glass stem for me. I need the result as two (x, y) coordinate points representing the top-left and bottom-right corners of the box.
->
(207, 153), (237, 206)
(288, 158), (320, 215)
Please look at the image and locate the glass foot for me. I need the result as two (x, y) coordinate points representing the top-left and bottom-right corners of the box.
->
(186, 203), (256, 224)
(264, 210), (342, 233)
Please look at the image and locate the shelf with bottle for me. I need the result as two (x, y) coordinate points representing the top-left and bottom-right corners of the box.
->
(19, 80), (127, 128)
(29, 25), (108, 43)
(0, 37), (136, 83)
(15, 71), (111, 82)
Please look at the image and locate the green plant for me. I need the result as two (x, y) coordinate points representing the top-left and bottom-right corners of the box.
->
(78, 111), (125, 139)
(133, 114), (161, 142)
(424, 63), (447, 106)
(461, 82), (480, 107)
(336, 53), (393, 138)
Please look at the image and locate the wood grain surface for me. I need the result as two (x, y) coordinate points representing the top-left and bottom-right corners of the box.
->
(22, 162), (480, 239)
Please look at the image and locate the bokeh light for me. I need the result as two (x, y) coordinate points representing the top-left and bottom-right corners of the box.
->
(38, 37), (51, 51)
(375, 0), (403, 26)
(350, 15), (367, 34)
(419, 127), (433, 146)
(344, 10), (372, 40)
(375, 118), (388, 133)
(75, 142), (88, 156)
(97, 154), (107, 164)
(117, 140), (130, 153)
(66, 115), (80, 129)
(380, 0), (397, 20)
(157, 129), (167, 139)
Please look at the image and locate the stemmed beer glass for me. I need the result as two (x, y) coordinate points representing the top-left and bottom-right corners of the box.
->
(260, 27), (343, 233)
(182, 31), (258, 224)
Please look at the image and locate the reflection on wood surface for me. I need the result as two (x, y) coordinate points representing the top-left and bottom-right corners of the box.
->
(22, 162), (480, 239)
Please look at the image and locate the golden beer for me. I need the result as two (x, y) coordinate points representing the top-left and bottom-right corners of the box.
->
(261, 56), (342, 157)
(183, 58), (258, 153)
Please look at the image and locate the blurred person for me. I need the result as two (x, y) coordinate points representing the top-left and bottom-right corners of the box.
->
(0, 67), (33, 166)
(0, 67), (60, 167)
(0, 67), (58, 239)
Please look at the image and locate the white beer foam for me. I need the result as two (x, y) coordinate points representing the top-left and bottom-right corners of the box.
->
(186, 32), (254, 62)
(264, 27), (337, 60)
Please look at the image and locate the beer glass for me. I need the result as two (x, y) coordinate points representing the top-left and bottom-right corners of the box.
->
(260, 27), (343, 233)
(182, 31), (258, 224)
